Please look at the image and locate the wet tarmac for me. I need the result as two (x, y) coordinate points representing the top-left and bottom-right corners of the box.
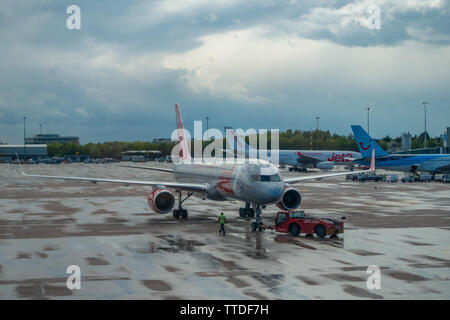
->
(0, 163), (449, 299)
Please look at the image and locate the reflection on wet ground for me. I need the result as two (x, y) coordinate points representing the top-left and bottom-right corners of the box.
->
(0, 163), (449, 299)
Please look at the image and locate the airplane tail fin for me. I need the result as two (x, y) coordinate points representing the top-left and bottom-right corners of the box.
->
(175, 103), (191, 161)
(223, 126), (236, 157)
(351, 125), (388, 158)
(223, 126), (252, 154)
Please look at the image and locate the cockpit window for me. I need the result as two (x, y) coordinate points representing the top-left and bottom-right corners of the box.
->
(259, 174), (281, 182)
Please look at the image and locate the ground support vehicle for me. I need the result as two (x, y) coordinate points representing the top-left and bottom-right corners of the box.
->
(252, 210), (344, 238)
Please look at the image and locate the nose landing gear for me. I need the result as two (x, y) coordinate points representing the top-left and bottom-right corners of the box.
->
(250, 205), (264, 232)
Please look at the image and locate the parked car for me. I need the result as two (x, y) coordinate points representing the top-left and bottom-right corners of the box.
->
(51, 157), (62, 164)
(402, 173), (432, 183)
(418, 173), (432, 182)
(401, 174), (416, 183)
(387, 175), (398, 183)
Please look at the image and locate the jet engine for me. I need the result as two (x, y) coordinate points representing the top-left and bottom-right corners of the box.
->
(316, 161), (334, 170)
(148, 189), (175, 214)
(276, 187), (302, 211)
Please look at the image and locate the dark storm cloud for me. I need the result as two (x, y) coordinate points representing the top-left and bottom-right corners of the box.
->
(0, 0), (449, 144)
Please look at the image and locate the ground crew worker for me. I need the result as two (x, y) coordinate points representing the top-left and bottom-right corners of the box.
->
(218, 212), (226, 236)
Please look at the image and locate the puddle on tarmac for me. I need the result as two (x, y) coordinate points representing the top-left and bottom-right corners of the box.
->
(252, 274), (285, 288)
(273, 234), (343, 250)
(156, 235), (206, 252)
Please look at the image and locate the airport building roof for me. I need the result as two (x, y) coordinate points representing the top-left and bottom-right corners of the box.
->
(25, 133), (79, 144)
(395, 146), (445, 154)
(0, 144), (47, 157)
(121, 150), (162, 154)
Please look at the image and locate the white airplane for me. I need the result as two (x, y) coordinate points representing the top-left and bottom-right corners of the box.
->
(18, 104), (374, 231)
(224, 126), (361, 172)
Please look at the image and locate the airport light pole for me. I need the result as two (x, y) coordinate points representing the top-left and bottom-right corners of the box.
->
(422, 102), (429, 148)
(23, 116), (26, 157)
(315, 116), (320, 149)
(366, 106), (372, 135)
(205, 116), (209, 140)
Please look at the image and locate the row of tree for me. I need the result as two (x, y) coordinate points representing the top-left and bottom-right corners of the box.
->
(46, 130), (444, 158)
(47, 141), (176, 158)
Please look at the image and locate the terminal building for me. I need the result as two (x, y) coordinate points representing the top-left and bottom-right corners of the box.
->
(396, 126), (449, 155)
(401, 132), (412, 151)
(25, 134), (79, 145)
(0, 144), (47, 162)
(121, 150), (162, 162)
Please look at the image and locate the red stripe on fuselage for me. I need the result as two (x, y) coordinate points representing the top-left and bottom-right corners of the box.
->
(218, 168), (235, 195)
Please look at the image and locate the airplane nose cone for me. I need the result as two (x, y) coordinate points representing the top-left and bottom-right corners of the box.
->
(262, 183), (284, 203)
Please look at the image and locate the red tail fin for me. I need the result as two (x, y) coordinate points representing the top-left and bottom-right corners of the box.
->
(175, 103), (191, 160)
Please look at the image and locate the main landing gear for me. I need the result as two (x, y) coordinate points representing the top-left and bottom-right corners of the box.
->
(239, 202), (255, 218)
(173, 190), (193, 219)
(289, 166), (307, 172)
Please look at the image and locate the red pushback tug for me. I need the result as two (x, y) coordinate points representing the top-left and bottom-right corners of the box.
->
(256, 210), (344, 238)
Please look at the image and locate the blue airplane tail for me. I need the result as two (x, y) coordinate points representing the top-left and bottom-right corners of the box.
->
(351, 125), (389, 158)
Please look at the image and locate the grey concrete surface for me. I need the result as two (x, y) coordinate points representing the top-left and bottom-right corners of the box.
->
(0, 163), (449, 299)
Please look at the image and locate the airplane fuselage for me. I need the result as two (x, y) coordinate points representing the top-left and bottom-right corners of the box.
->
(245, 150), (361, 166)
(354, 154), (450, 173)
(174, 159), (284, 204)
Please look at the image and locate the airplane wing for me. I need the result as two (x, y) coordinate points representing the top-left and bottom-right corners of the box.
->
(17, 157), (206, 193)
(284, 149), (375, 184)
(297, 153), (320, 165)
(120, 164), (174, 173)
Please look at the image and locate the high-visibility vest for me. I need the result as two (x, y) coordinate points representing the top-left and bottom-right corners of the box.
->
(219, 215), (226, 224)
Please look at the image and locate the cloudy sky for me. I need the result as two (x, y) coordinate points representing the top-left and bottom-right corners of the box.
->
(1, 0), (449, 144)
